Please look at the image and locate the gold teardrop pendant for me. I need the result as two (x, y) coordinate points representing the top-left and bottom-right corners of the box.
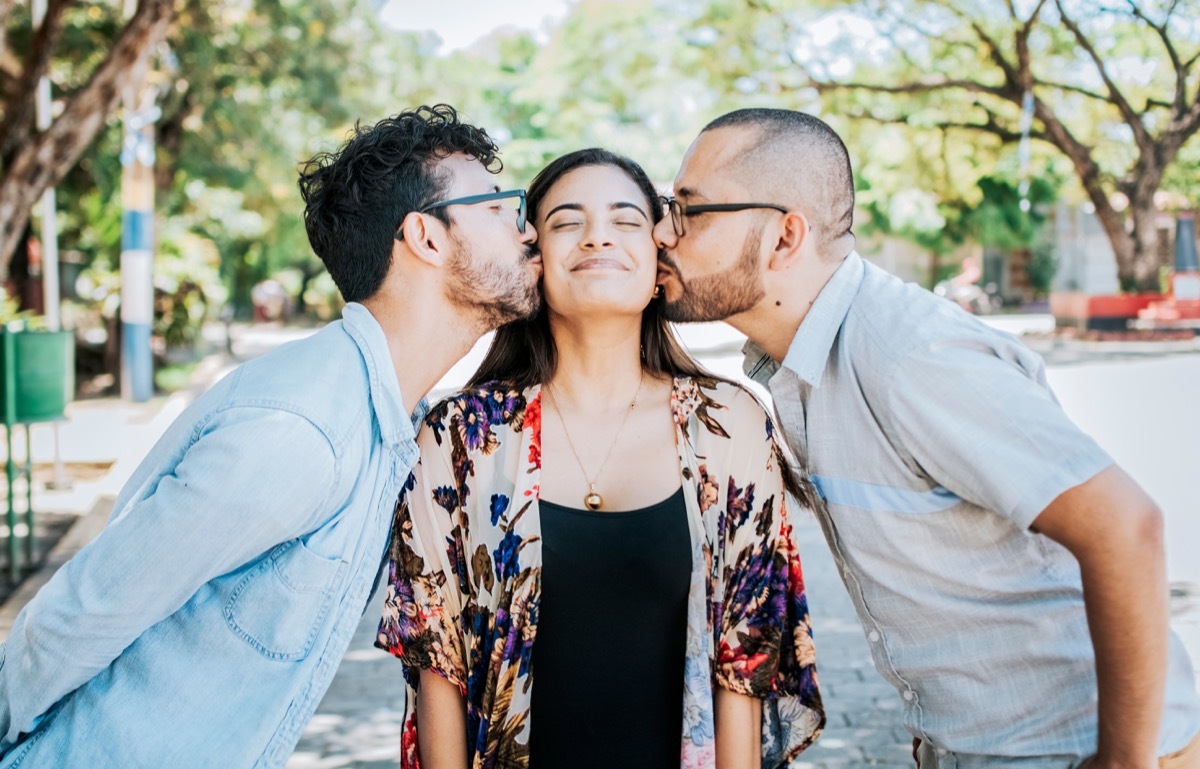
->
(584, 489), (603, 511)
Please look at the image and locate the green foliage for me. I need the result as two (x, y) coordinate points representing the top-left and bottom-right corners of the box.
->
(33, 0), (1200, 335)
(1027, 241), (1059, 299)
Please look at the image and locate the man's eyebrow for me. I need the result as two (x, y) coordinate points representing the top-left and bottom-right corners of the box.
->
(674, 186), (708, 201)
(611, 201), (649, 219)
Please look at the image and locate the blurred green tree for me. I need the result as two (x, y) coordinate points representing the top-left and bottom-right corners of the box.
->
(691, 0), (1200, 292)
(0, 0), (173, 276)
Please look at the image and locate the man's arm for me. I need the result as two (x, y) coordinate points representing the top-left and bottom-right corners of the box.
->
(0, 407), (338, 746)
(1033, 466), (1167, 769)
(416, 669), (469, 769)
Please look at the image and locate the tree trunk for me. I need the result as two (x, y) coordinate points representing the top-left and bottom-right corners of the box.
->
(0, 0), (174, 278)
(1124, 195), (1165, 292)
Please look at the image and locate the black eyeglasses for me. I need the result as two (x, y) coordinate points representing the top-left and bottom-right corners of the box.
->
(660, 195), (787, 237)
(423, 189), (528, 232)
(397, 189), (528, 240)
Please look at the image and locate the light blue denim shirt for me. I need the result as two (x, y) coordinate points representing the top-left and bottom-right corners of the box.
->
(744, 252), (1200, 765)
(0, 303), (425, 769)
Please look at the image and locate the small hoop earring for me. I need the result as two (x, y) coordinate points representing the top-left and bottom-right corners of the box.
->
(652, 285), (664, 298)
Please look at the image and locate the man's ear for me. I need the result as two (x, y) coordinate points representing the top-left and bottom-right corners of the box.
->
(767, 211), (809, 271)
(397, 211), (448, 267)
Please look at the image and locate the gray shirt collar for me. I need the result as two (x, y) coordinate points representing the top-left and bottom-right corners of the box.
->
(742, 251), (864, 388)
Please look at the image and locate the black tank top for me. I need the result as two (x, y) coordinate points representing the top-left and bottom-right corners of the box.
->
(529, 487), (691, 769)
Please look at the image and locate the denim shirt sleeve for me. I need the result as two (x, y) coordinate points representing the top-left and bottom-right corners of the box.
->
(0, 405), (340, 747)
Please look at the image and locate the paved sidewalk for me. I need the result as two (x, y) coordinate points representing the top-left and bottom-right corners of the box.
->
(286, 510), (914, 769)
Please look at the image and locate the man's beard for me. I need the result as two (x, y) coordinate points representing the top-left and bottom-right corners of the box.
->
(445, 236), (541, 328)
(661, 228), (766, 323)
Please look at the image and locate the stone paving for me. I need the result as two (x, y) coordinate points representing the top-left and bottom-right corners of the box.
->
(286, 510), (915, 768)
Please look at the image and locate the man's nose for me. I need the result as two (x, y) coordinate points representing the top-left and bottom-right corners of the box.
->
(520, 222), (538, 245)
(652, 217), (677, 249)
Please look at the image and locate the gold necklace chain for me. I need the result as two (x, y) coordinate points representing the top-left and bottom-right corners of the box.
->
(544, 374), (644, 511)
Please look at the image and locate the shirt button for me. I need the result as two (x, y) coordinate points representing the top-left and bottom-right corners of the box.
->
(903, 690), (915, 701)
(937, 748), (948, 756)
(868, 630), (881, 642)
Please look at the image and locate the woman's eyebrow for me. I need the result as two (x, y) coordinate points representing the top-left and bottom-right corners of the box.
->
(611, 201), (648, 219)
(544, 202), (584, 218)
(545, 201), (648, 219)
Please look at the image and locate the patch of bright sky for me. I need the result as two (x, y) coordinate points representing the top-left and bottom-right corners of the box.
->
(377, 0), (569, 53)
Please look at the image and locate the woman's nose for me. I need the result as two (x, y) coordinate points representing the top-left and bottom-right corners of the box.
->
(581, 222), (614, 249)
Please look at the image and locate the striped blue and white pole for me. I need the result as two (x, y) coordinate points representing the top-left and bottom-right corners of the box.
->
(119, 101), (158, 402)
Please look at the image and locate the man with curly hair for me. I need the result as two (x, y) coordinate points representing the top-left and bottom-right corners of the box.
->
(0, 104), (540, 768)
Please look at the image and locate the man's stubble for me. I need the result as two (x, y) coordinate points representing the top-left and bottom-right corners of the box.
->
(661, 227), (766, 323)
(446, 235), (542, 329)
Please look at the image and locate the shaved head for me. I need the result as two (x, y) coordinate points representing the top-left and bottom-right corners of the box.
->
(701, 108), (855, 259)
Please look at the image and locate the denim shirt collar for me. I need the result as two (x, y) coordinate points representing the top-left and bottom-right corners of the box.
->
(742, 251), (865, 389)
(340, 303), (428, 453)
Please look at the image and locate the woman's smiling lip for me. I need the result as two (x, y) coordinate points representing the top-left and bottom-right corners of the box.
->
(571, 257), (629, 271)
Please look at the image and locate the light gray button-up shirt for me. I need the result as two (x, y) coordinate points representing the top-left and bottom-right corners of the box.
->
(744, 251), (1200, 761)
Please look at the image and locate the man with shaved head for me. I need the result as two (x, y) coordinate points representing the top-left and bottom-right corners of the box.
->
(654, 108), (1200, 769)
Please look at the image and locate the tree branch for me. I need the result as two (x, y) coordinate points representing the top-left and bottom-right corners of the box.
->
(1035, 80), (1109, 103)
(0, 0), (71, 162)
(1123, 0), (1195, 115)
(929, 0), (1022, 91)
(805, 77), (1008, 99)
(833, 101), (1041, 144)
(1053, 0), (1150, 149)
(1025, 0), (1051, 28)
(0, 0), (175, 272)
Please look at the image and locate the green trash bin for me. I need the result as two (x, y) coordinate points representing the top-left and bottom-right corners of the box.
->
(1, 329), (74, 422)
(2, 326), (75, 582)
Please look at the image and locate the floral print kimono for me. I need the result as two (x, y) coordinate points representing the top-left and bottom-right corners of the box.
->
(376, 376), (825, 769)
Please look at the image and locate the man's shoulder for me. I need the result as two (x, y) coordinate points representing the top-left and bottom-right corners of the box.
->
(223, 322), (369, 436)
(844, 262), (1012, 369)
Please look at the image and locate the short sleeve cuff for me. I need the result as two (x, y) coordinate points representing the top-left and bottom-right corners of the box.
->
(1007, 442), (1115, 530)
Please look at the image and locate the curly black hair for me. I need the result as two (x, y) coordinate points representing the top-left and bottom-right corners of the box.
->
(297, 104), (502, 303)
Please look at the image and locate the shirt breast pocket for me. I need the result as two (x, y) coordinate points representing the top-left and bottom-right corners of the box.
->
(223, 538), (347, 661)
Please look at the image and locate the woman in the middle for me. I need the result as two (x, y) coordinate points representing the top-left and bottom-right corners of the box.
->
(377, 148), (825, 769)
